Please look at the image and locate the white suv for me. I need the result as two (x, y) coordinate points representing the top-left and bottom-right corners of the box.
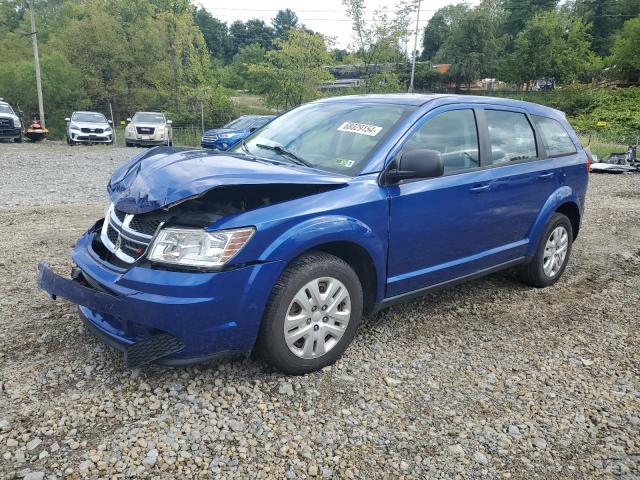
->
(125, 112), (173, 147)
(66, 111), (113, 145)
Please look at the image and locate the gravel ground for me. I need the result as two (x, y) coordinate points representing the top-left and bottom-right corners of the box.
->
(0, 142), (639, 479)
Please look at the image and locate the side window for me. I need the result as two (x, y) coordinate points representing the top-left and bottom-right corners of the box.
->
(402, 109), (479, 174)
(532, 115), (576, 156)
(485, 110), (537, 165)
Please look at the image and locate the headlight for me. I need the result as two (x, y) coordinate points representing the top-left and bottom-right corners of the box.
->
(69, 123), (80, 131)
(105, 126), (112, 132)
(126, 124), (135, 132)
(14, 118), (21, 128)
(148, 227), (255, 267)
(218, 133), (236, 139)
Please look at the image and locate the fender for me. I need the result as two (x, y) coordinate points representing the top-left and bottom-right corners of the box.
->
(259, 215), (387, 303)
(526, 185), (580, 257)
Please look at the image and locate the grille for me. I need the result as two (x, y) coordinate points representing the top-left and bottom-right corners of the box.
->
(99, 204), (159, 263)
(114, 209), (126, 222)
(0, 118), (12, 128)
(81, 127), (104, 133)
(129, 216), (162, 236)
(136, 126), (155, 135)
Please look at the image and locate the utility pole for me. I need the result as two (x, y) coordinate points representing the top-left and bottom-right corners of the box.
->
(408, 0), (422, 93)
(29, 0), (45, 128)
(109, 103), (116, 146)
(200, 101), (204, 136)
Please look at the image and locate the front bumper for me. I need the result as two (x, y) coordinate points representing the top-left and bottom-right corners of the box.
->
(0, 127), (21, 138)
(37, 224), (284, 367)
(70, 131), (112, 143)
(201, 138), (239, 150)
(127, 138), (167, 146)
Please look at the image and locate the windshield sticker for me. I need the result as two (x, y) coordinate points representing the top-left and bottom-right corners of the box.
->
(335, 159), (356, 168)
(337, 122), (383, 136)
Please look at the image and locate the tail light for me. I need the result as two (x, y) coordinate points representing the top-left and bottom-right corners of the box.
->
(584, 150), (592, 174)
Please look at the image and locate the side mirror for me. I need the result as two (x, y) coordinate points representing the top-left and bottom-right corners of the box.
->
(386, 149), (444, 183)
(17, 110), (23, 118)
(167, 120), (172, 125)
(126, 117), (132, 123)
(64, 117), (70, 122)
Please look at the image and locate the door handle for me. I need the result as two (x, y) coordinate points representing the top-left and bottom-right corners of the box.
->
(538, 172), (554, 179)
(469, 184), (491, 193)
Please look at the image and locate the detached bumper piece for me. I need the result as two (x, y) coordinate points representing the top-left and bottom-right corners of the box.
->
(36, 261), (185, 367)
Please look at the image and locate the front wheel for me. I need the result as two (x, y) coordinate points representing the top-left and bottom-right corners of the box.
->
(14, 134), (22, 143)
(518, 213), (573, 288)
(257, 252), (363, 374)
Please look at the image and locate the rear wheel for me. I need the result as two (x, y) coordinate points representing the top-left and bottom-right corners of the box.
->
(518, 213), (573, 287)
(258, 252), (363, 374)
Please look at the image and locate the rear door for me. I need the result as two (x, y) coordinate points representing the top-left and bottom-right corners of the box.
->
(473, 107), (558, 252)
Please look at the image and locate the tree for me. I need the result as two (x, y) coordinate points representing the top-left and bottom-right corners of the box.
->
(501, 0), (558, 45)
(229, 19), (274, 55)
(249, 30), (333, 110)
(572, 0), (640, 56)
(435, 1), (506, 88)
(608, 17), (640, 81)
(421, 4), (469, 60)
(342, 0), (414, 90)
(502, 11), (596, 87)
(272, 9), (298, 40)
(194, 8), (232, 63)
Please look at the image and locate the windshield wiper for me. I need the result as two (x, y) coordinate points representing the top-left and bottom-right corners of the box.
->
(255, 143), (312, 167)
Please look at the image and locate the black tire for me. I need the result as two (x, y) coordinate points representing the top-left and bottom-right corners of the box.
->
(125, 141), (133, 147)
(257, 252), (363, 375)
(14, 134), (22, 143)
(518, 213), (573, 288)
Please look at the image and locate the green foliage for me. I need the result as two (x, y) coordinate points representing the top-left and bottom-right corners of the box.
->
(501, 0), (558, 44)
(572, 0), (640, 56)
(501, 11), (596, 86)
(342, 0), (413, 90)
(421, 4), (469, 60)
(435, 1), (507, 87)
(195, 8), (233, 63)
(608, 18), (640, 81)
(272, 9), (299, 40)
(248, 30), (333, 110)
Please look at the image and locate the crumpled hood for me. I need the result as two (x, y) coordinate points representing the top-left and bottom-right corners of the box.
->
(108, 147), (349, 214)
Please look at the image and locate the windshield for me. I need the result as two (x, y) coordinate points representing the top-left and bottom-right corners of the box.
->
(132, 112), (165, 124)
(224, 116), (257, 130)
(0, 104), (15, 115)
(234, 102), (413, 175)
(72, 112), (107, 123)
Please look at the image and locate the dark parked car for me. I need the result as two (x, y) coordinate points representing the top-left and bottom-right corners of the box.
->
(201, 115), (275, 150)
(38, 94), (589, 374)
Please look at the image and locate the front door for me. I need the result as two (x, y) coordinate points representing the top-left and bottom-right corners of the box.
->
(386, 106), (504, 297)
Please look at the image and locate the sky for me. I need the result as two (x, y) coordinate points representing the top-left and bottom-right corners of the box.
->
(196, 0), (481, 50)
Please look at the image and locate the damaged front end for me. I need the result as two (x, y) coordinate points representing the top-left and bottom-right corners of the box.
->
(37, 148), (349, 367)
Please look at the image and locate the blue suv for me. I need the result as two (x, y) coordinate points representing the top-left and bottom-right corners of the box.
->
(201, 115), (275, 150)
(38, 94), (589, 374)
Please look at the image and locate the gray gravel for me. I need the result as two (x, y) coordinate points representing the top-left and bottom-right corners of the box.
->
(1, 142), (639, 479)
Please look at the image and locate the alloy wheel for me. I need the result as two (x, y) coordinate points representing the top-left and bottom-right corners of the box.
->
(543, 225), (569, 277)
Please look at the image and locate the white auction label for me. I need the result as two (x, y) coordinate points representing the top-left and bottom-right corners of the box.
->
(337, 122), (383, 136)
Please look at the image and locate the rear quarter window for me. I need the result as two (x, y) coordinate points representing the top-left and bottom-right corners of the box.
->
(532, 115), (577, 156)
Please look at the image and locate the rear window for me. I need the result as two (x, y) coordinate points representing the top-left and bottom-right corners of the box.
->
(532, 115), (576, 156)
(485, 110), (538, 165)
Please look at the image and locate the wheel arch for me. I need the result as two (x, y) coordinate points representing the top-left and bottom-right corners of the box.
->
(555, 201), (581, 240)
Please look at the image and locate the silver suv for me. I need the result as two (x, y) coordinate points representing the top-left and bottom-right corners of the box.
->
(66, 111), (113, 145)
(125, 112), (173, 147)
